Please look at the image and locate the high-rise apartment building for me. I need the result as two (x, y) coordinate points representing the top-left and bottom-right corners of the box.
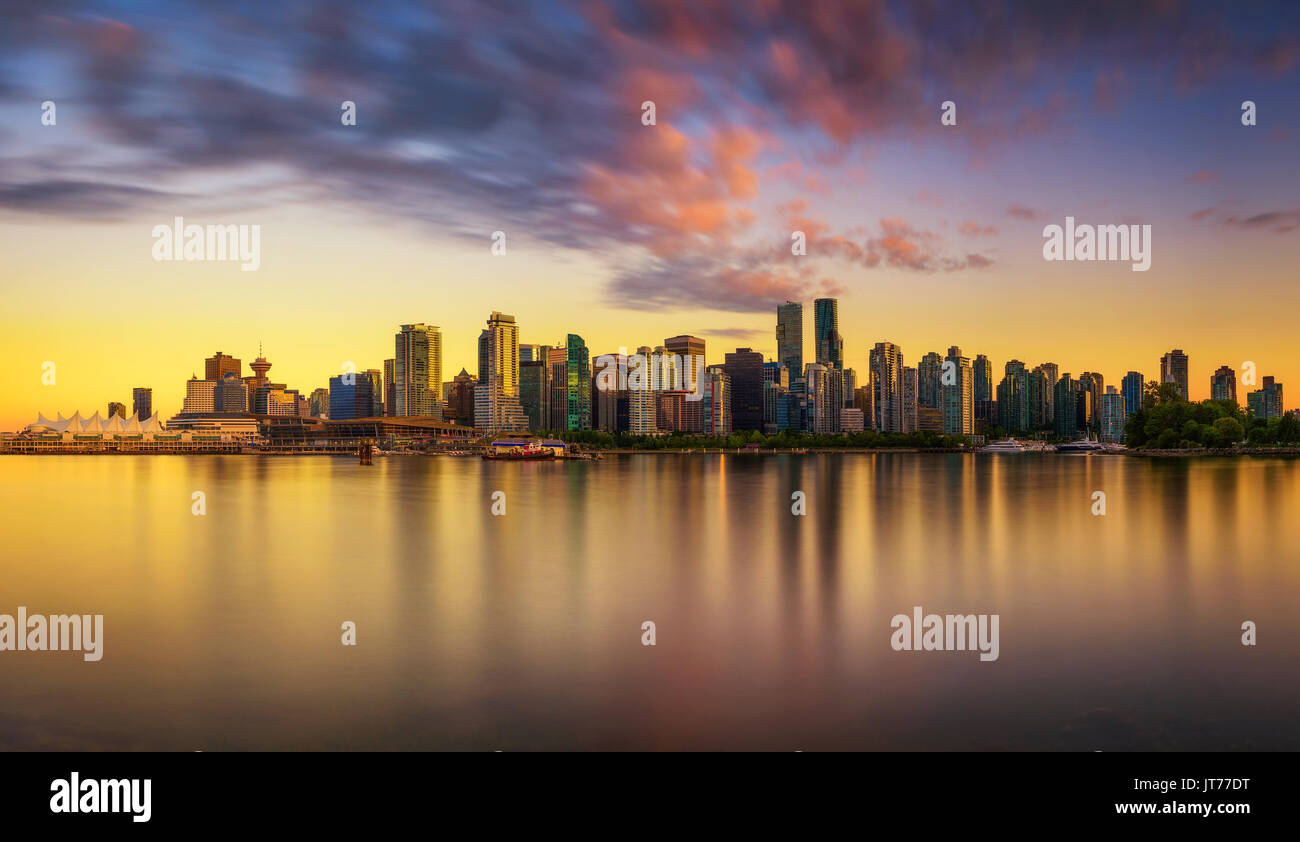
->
(1121, 370), (1144, 416)
(132, 387), (152, 420)
(869, 342), (904, 433)
(383, 359), (396, 417)
(703, 365), (731, 435)
(107, 401), (126, 419)
(919, 352), (943, 409)
(520, 359), (551, 432)
(941, 346), (973, 436)
(1211, 365), (1237, 404)
(1160, 349), (1189, 401)
(395, 324), (441, 417)
(1100, 385), (1127, 443)
(566, 334), (591, 431)
(813, 298), (842, 370)
(664, 335), (706, 398)
(724, 348), (764, 431)
(973, 354), (993, 404)
(775, 301), (803, 382)
(1054, 375), (1078, 438)
(901, 366), (918, 433)
(1036, 363), (1059, 425)
(475, 312), (528, 433)
(1247, 376), (1284, 420)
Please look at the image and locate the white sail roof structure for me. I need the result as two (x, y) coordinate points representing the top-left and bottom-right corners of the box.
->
(29, 411), (165, 433)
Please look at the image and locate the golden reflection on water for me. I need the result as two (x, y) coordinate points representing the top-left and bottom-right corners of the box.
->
(1, 453), (1297, 750)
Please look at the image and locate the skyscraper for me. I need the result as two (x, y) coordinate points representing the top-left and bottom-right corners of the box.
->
(1121, 371), (1144, 416)
(870, 341), (904, 433)
(362, 369), (382, 416)
(723, 348), (765, 431)
(183, 376), (216, 413)
(664, 335), (706, 397)
(383, 359), (396, 417)
(973, 354), (993, 404)
(1054, 375), (1078, 438)
(628, 347), (656, 434)
(1036, 363), (1059, 425)
(107, 401), (126, 419)
(205, 351), (241, 382)
(813, 298), (842, 370)
(941, 346), (973, 436)
(918, 352), (943, 409)
(132, 387), (152, 420)
(901, 366), (918, 433)
(213, 373), (247, 412)
(1100, 385), (1127, 443)
(703, 365), (732, 435)
(329, 373), (375, 421)
(1211, 365), (1237, 404)
(395, 324), (441, 417)
(1079, 372), (1104, 429)
(566, 334), (591, 431)
(1160, 349), (1189, 401)
(775, 301), (803, 381)
(476, 312), (528, 433)
(520, 358), (551, 432)
(997, 373), (1022, 433)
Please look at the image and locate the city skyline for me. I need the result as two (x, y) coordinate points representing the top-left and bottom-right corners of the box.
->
(8, 298), (1283, 432)
(3, 1), (1299, 429)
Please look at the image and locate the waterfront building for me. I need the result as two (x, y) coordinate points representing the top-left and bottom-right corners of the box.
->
(475, 312), (528, 433)
(1100, 385), (1127, 443)
(1211, 365), (1237, 404)
(973, 354), (993, 404)
(870, 341), (904, 433)
(395, 323), (441, 417)
(901, 366), (918, 433)
(521, 359), (552, 432)
(1035, 363), (1058, 425)
(664, 335), (706, 398)
(205, 351), (241, 382)
(1248, 377), (1284, 420)
(132, 387), (152, 421)
(329, 373), (375, 421)
(917, 406), (944, 434)
(1122, 370), (1144, 416)
(841, 407), (865, 432)
(941, 346), (973, 436)
(1054, 375), (1078, 438)
(565, 334), (592, 431)
(213, 373), (248, 412)
(724, 348), (764, 431)
(308, 387), (329, 418)
(919, 352), (943, 410)
(703, 365), (732, 435)
(183, 376), (217, 413)
(1161, 349), (1189, 401)
(776, 301), (803, 377)
(813, 298), (842, 370)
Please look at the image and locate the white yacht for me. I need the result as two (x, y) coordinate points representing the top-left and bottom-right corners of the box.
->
(981, 439), (1026, 453)
(1057, 433), (1105, 453)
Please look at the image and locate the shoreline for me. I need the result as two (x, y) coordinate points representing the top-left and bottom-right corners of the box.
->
(7, 447), (1300, 457)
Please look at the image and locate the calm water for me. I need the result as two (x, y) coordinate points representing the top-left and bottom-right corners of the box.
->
(2, 453), (1298, 751)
